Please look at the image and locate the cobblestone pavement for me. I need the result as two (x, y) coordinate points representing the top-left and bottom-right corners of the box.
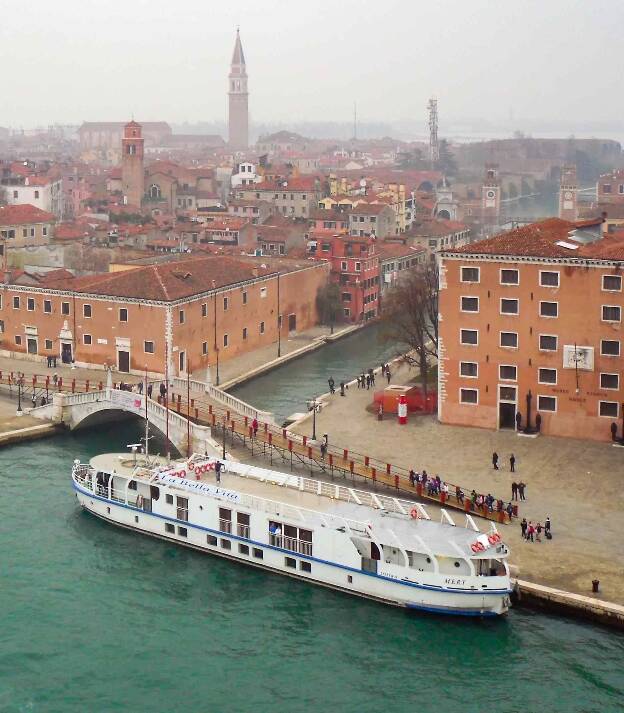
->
(290, 360), (624, 605)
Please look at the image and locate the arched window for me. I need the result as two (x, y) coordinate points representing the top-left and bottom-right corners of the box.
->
(437, 209), (451, 220)
(149, 184), (162, 200)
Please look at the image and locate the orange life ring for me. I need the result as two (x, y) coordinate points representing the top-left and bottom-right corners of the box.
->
(476, 542), (486, 551)
(471, 543), (480, 553)
(410, 508), (419, 519)
(488, 533), (501, 545)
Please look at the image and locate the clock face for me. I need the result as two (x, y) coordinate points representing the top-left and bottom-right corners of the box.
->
(486, 190), (496, 199)
(564, 191), (572, 199)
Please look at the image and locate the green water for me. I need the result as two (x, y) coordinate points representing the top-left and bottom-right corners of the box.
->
(1, 425), (623, 712)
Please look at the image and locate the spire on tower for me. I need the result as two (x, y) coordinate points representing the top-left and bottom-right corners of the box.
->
(231, 27), (246, 69)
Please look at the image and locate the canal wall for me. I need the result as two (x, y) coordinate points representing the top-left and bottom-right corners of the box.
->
(513, 579), (624, 631)
(0, 422), (62, 448)
(221, 324), (363, 391)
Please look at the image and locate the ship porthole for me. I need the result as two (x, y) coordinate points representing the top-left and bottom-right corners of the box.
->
(454, 561), (460, 568)
(426, 557), (431, 563)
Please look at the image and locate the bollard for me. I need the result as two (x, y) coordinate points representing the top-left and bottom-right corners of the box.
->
(244, 416), (248, 427)
(249, 427), (253, 438)
(394, 474), (399, 490)
(32, 376), (36, 387)
(58, 377), (63, 390)
(268, 433), (273, 445)
(386, 463), (391, 475)
(211, 414), (216, 426)
(98, 381), (103, 391)
(328, 453), (333, 467)
(288, 439), (293, 452)
(365, 456), (370, 466)
(209, 405), (213, 415)
(371, 467), (376, 482)
(308, 446), (312, 459)
(417, 483), (423, 497)
(191, 398), (195, 408)
(226, 410), (230, 421)
(592, 579), (600, 594)
(350, 461), (354, 474)
(464, 498), (471, 513)
(343, 449), (348, 460)
(440, 491), (446, 504)
(264, 422), (268, 432)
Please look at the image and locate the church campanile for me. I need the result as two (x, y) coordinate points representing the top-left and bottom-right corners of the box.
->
(228, 28), (249, 150)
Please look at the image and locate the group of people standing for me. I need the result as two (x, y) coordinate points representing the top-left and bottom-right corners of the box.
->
(520, 517), (551, 543)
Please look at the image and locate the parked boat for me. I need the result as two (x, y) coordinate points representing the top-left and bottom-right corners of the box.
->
(71, 453), (512, 616)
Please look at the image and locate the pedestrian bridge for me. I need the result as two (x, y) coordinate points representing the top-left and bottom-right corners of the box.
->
(31, 388), (222, 456)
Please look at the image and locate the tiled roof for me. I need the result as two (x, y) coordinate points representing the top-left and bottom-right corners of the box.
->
(0, 204), (55, 225)
(378, 243), (426, 260)
(349, 203), (392, 216)
(60, 256), (284, 301)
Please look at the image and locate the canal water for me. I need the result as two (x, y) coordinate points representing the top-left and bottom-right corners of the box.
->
(231, 322), (403, 423)
(2, 424), (623, 712)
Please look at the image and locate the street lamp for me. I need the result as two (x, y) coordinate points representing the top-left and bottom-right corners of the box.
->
(16, 374), (22, 415)
(222, 417), (227, 459)
(307, 396), (320, 440)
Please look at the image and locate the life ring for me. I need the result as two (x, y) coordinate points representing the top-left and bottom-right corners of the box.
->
(488, 533), (501, 545)
(471, 543), (480, 553)
(410, 508), (419, 519)
(476, 542), (486, 551)
(201, 464), (208, 473)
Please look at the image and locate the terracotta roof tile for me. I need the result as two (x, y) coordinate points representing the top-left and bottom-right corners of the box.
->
(0, 204), (55, 225)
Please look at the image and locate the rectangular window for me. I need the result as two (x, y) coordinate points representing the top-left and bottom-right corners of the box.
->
(537, 395), (556, 412)
(253, 548), (263, 559)
(176, 496), (188, 521)
(44, 300), (51, 313)
(540, 301), (558, 318)
(202, 341), (208, 355)
(201, 303), (207, 317)
(355, 262), (361, 272)
(242, 327), (247, 340)
(259, 321), (265, 334)
(118, 307), (127, 322)
(61, 302), (70, 315)
(285, 557), (297, 569)
(27, 298), (35, 311)
(602, 305), (621, 322)
(500, 331), (518, 348)
(500, 268), (519, 285)
(15, 335), (21, 345)
(461, 296), (479, 312)
(500, 298), (519, 315)
(242, 291), (248, 305)
(460, 361), (478, 377)
(499, 365), (517, 381)
(599, 401), (619, 417)
(178, 309), (185, 324)
(177, 527), (188, 537)
(460, 266), (480, 283)
(600, 373), (619, 390)
(83, 334), (92, 345)
(460, 388), (478, 404)
(207, 535), (217, 546)
(603, 275), (622, 292)
(45, 339), (52, 350)
(540, 271), (560, 287)
(165, 523), (175, 534)
(239, 543), (250, 555)
(223, 297), (228, 311)
(300, 561), (312, 573)
(539, 334), (557, 351)
(538, 367), (557, 385)
(223, 333), (228, 347)
(143, 341), (154, 354)
(341, 261), (348, 270)
(83, 304), (92, 318)
(601, 339), (620, 356)
(460, 329), (478, 346)
(13, 296), (20, 309)
(166, 494), (174, 504)
(220, 539), (232, 550)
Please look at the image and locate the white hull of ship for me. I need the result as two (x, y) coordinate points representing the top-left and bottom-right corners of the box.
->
(74, 486), (510, 617)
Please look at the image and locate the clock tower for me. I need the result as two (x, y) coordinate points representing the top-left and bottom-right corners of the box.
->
(559, 165), (578, 221)
(481, 164), (501, 228)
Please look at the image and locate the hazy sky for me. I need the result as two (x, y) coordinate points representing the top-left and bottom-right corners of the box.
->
(1, 0), (623, 129)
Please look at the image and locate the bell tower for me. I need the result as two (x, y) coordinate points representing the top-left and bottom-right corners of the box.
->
(121, 120), (144, 207)
(228, 28), (249, 150)
(559, 165), (578, 221)
(482, 163), (501, 228)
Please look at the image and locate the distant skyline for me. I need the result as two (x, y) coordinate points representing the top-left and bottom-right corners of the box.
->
(2, 0), (623, 134)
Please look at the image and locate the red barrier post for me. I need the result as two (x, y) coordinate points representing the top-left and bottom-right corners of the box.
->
(371, 467), (377, 482)
(386, 463), (391, 474)
(58, 377), (62, 390)
(85, 380), (90, 392)
(268, 433), (273, 445)
(71, 379), (76, 393)
(98, 381), (103, 391)
(307, 446), (312, 459)
(365, 456), (370, 466)
(194, 408), (199, 420)
(302, 436), (307, 446)
(328, 453), (333, 467)
(343, 449), (348, 460)
(417, 483), (423, 497)
(394, 474), (399, 489)
(350, 461), (354, 473)
(288, 440), (293, 452)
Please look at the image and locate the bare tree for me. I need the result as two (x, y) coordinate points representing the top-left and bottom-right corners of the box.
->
(382, 261), (439, 395)
(316, 280), (343, 334)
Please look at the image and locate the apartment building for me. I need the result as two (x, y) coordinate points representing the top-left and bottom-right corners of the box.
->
(438, 217), (624, 442)
(0, 204), (55, 247)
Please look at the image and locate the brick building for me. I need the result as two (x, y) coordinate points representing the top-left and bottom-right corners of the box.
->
(0, 256), (329, 377)
(438, 217), (624, 442)
(596, 169), (624, 204)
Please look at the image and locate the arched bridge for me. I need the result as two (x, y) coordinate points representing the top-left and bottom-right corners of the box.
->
(31, 388), (222, 456)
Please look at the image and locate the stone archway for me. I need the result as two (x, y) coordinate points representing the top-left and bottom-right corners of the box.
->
(437, 209), (451, 220)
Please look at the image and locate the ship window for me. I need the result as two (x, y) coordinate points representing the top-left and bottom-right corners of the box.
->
(166, 494), (174, 504)
(207, 535), (217, 546)
(165, 523), (175, 533)
(128, 480), (137, 490)
(134, 516), (139, 524)
(253, 548), (263, 559)
(238, 544), (250, 555)
(285, 557), (297, 569)
(176, 496), (189, 521)
(107, 507), (110, 514)
(300, 561), (311, 573)
(178, 526), (187, 537)
(454, 561), (461, 568)
(221, 539), (232, 550)
(348, 575), (353, 583)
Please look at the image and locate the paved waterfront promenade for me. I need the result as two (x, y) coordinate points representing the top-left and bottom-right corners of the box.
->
(289, 360), (624, 605)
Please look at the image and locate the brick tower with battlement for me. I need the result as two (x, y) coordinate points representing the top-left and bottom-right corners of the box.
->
(559, 165), (578, 221)
(121, 120), (144, 208)
(228, 29), (249, 150)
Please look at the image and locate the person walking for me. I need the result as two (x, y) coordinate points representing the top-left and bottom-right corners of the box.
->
(536, 522), (543, 543)
(520, 517), (528, 539)
(328, 377), (335, 394)
(545, 516), (552, 539)
(147, 383), (153, 399)
(492, 452), (499, 470)
(365, 374), (371, 389)
(215, 460), (223, 483)
(386, 368), (391, 384)
(527, 522), (535, 543)
(320, 441), (327, 459)
(518, 481), (526, 500)
(510, 453), (516, 472)
(369, 368), (375, 386)
(511, 481), (518, 500)
(340, 382), (345, 396)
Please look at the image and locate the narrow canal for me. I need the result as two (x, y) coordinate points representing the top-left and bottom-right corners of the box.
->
(231, 322), (404, 423)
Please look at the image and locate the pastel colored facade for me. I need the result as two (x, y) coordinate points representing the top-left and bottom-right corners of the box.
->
(438, 218), (624, 442)
(3, 175), (63, 216)
(121, 121), (145, 208)
(349, 203), (396, 238)
(408, 220), (471, 262)
(311, 234), (380, 323)
(235, 177), (321, 219)
(227, 199), (273, 225)
(0, 256), (329, 377)
(228, 29), (249, 150)
(0, 204), (55, 247)
(231, 162), (261, 187)
(596, 169), (624, 204)
(379, 243), (427, 292)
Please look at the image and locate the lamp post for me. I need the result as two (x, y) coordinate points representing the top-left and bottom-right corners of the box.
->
(308, 396), (320, 440)
(222, 417), (227, 459)
(277, 271), (281, 358)
(16, 374), (22, 415)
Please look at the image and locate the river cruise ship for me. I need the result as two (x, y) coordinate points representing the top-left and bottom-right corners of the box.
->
(71, 453), (512, 617)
